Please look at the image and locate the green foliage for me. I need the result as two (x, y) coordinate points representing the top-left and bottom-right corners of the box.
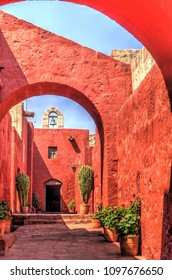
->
(97, 202), (102, 211)
(32, 192), (40, 211)
(115, 197), (141, 237)
(92, 202), (103, 219)
(67, 199), (76, 210)
(93, 197), (141, 237)
(78, 165), (94, 204)
(16, 173), (30, 207)
(0, 199), (10, 220)
(99, 206), (121, 229)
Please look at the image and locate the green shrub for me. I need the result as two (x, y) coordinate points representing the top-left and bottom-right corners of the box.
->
(32, 192), (40, 211)
(0, 199), (10, 220)
(16, 173), (30, 207)
(115, 197), (141, 237)
(68, 199), (76, 210)
(78, 165), (94, 204)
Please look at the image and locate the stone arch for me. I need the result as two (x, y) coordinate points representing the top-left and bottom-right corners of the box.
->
(43, 107), (64, 128)
(63, 0), (172, 100)
(1, 1), (172, 97)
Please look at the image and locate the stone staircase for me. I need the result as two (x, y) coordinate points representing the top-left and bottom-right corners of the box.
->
(12, 213), (93, 226)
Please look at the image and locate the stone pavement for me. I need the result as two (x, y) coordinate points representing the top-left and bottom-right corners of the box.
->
(0, 222), (145, 260)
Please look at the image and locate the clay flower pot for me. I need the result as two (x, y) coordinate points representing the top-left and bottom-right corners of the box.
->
(80, 204), (89, 214)
(21, 206), (29, 214)
(5, 217), (12, 234)
(103, 226), (118, 242)
(91, 218), (101, 229)
(120, 235), (139, 256)
(0, 219), (6, 239)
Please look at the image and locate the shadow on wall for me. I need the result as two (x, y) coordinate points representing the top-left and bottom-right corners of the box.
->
(161, 167), (172, 260)
(69, 136), (81, 153)
(33, 143), (68, 212)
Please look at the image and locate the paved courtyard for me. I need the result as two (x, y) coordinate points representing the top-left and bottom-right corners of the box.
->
(0, 222), (144, 260)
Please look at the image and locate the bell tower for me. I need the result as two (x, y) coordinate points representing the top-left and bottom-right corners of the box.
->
(42, 107), (64, 128)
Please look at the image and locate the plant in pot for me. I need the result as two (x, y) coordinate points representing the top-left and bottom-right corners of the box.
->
(67, 199), (76, 213)
(91, 202), (103, 228)
(16, 173), (30, 214)
(101, 205), (119, 242)
(0, 200), (9, 238)
(116, 197), (141, 256)
(78, 165), (94, 214)
(32, 192), (41, 213)
(0, 199), (12, 234)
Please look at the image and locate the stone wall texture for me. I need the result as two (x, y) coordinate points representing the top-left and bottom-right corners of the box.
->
(116, 64), (172, 259)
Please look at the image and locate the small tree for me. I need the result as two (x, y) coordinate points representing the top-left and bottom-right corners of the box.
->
(78, 165), (94, 205)
(16, 173), (30, 208)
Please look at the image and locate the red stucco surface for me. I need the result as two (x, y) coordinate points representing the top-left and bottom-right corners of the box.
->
(0, 113), (12, 201)
(33, 128), (90, 212)
(0, 11), (132, 207)
(62, 0), (172, 99)
(116, 65), (172, 259)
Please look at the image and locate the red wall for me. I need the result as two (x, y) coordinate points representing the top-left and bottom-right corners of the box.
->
(116, 65), (172, 260)
(92, 129), (102, 212)
(33, 128), (89, 212)
(0, 113), (12, 202)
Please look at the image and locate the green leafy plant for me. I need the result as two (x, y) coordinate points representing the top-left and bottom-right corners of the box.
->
(16, 173), (30, 208)
(115, 197), (141, 237)
(78, 165), (94, 204)
(100, 205), (121, 229)
(0, 199), (10, 220)
(92, 202), (103, 219)
(68, 199), (76, 210)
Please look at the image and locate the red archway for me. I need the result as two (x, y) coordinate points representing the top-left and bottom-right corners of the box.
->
(0, 11), (132, 207)
(1, 0), (172, 98)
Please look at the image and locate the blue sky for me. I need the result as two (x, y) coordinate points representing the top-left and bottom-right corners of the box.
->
(0, 0), (142, 133)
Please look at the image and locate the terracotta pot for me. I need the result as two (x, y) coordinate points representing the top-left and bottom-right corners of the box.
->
(80, 204), (89, 214)
(5, 218), (12, 234)
(91, 218), (101, 229)
(22, 206), (29, 214)
(103, 226), (118, 242)
(120, 235), (139, 256)
(0, 219), (6, 239)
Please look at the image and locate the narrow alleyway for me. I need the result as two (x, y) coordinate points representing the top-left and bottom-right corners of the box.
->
(0, 221), (144, 260)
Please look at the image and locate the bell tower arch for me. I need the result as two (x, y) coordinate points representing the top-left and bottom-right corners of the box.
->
(42, 107), (64, 128)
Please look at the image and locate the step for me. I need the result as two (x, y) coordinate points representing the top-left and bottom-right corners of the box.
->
(12, 214), (93, 226)
(0, 233), (15, 256)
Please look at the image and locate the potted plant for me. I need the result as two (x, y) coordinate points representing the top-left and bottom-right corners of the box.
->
(116, 197), (141, 256)
(0, 199), (12, 234)
(78, 165), (94, 214)
(91, 202), (102, 228)
(101, 205), (119, 242)
(67, 199), (76, 213)
(0, 200), (9, 238)
(16, 173), (30, 214)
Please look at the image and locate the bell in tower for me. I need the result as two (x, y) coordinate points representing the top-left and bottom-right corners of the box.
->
(48, 112), (58, 128)
(50, 116), (57, 127)
(42, 107), (64, 128)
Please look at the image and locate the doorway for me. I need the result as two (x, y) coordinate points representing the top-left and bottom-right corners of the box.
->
(45, 179), (62, 212)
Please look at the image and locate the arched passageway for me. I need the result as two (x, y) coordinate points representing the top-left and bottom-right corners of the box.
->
(0, 11), (132, 208)
(1, 0), (172, 98)
(0, 2), (171, 260)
